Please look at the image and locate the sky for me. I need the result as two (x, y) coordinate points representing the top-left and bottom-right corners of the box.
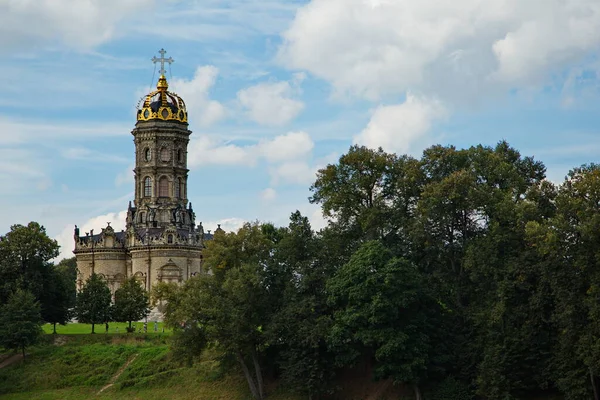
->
(1, 0), (600, 261)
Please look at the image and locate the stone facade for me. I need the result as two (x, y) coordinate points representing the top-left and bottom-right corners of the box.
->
(73, 70), (221, 298)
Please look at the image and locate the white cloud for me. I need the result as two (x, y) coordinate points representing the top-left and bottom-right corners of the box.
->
(0, 148), (51, 194)
(278, 0), (600, 101)
(115, 165), (135, 187)
(62, 147), (128, 163)
(269, 162), (316, 186)
(0, 117), (129, 145)
(260, 188), (277, 201)
(237, 75), (305, 126)
(188, 131), (314, 168)
(202, 217), (246, 234)
(258, 131), (314, 163)
(354, 95), (447, 155)
(0, 0), (152, 51)
(171, 66), (227, 127)
(54, 210), (128, 262)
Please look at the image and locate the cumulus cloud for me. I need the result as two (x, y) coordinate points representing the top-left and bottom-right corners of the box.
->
(54, 210), (128, 262)
(278, 0), (600, 101)
(202, 217), (246, 234)
(260, 188), (277, 201)
(237, 74), (305, 126)
(115, 165), (135, 187)
(354, 95), (447, 155)
(268, 162), (317, 186)
(0, 0), (151, 51)
(171, 66), (227, 127)
(188, 131), (314, 168)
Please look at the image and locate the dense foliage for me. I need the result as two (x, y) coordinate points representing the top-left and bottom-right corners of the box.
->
(166, 142), (600, 400)
(4, 141), (600, 399)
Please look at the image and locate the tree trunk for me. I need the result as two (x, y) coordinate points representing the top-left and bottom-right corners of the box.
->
(413, 384), (422, 400)
(53, 322), (57, 334)
(237, 351), (261, 400)
(91, 323), (95, 334)
(251, 348), (264, 400)
(129, 320), (132, 329)
(591, 368), (598, 400)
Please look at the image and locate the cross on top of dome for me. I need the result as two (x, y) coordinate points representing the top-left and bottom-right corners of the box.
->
(137, 49), (187, 124)
(151, 48), (174, 76)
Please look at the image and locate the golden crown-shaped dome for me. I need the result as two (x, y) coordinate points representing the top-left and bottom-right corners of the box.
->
(137, 75), (188, 123)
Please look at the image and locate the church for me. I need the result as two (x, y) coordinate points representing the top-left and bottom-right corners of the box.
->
(73, 49), (221, 293)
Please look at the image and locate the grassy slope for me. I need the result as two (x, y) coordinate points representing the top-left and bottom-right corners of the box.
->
(0, 330), (303, 400)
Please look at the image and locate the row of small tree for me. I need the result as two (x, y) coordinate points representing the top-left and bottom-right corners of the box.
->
(0, 222), (151, 355)
(76, 273), (150, 334)
(159, 142), (600, 400)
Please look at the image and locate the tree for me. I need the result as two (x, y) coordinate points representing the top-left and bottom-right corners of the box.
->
(327, 241), (436, 400)
(76, 273), (112, 334)
(165, 223), (277, 400)
(56, 257), (78, 308)
(269, 211), (335, 399)
(113, 277), (150, 331)
(310, 145), (400, 246)
(0, 222), (59, 304)
(0, 289), (43, 357)
(41, 266), (75, 334)
(527, 164), (600, 400)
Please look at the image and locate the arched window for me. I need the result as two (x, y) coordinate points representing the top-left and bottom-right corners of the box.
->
(144, 148), (151, 161)
(159, 176), (169, 197)
(174, 177), (180, 198)
(144, 177), (152, 197)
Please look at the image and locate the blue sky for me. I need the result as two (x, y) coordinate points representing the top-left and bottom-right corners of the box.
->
(1, 0), (600, 260)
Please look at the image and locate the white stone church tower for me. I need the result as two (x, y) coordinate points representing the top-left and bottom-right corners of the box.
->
(73, 49), (221, 293)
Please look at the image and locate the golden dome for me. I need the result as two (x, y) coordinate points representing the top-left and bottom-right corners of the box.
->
(137, 75), (187, 123)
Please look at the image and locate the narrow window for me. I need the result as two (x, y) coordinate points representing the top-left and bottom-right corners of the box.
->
(168, 235), (173, 244)
(159, 176), (169, 197)
(177, 149), (183, 163)
(174, 177), (180, 198)
(144, 148), (151, 161)
(144, 177), (152, 197)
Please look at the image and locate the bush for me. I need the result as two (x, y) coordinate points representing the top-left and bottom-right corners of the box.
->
(425, 377), (473, 400)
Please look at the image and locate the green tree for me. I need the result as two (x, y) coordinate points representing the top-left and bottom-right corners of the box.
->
(76, 273), (112, 334)
(165, 222), (280, 400)
(113, 277), (150, 331)
(56, 257), (78, 308)
(40, 265), (75, 334)
(310, 145), (400, 246)
(328, 241), (435, 400)
(268, 211), (335, 399)
(0, 222), (59, 304)
(527, 164), (600, 400)
(0, 289), (43, 357)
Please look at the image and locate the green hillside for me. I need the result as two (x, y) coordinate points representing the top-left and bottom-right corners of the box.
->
(0, 333), (304, 400)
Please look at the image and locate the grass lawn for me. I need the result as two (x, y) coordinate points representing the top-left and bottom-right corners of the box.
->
(43, 322), (172, 335)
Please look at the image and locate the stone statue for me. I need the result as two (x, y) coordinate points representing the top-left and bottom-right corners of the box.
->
(148, 208), (156, 223)
(74, 225), (79, 237)
(198, 221), (204, 237)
